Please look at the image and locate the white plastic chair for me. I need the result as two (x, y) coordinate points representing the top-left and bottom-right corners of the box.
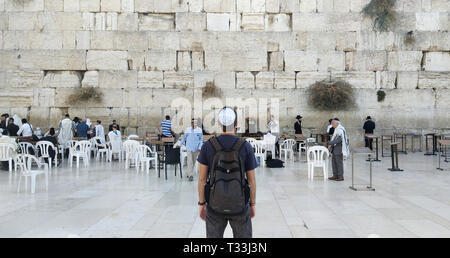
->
(69, 140), (91, 168)
(16, 154), (49, 194)
(35, 141), (58, 168)
(137, 144), (158, 173)
(18, 142), (35, 155)
(280, 139), (296, 162)
(123, 140), (140, 169)
(251, 141), (266, 167)
(307, 146), (329, 181)
(263, 133), (277, 158)
(127, 135), (139, 140)
(59, 140), (77, 162)
(0, 143), (16, 172)
(108, 137), (123, 162)
(180, 145), (188, 167)
(245, 138), (257, 145)
(90, 137), (109, 162)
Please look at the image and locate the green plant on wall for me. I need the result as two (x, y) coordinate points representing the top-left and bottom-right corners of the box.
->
(404, 31), (416, 45)
(307, 80), (355, 111)
(377, 90), (386, 102)
(362, 0), (397, 32)
(67, 87), (103, 105)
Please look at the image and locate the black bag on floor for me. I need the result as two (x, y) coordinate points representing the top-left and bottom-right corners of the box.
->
(266, 156), (284, 168)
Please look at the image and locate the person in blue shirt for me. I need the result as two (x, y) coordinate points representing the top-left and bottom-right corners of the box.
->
(76, 118), (90, 139)
(179, 119), (203, 181)
(159, 115), (174, 138)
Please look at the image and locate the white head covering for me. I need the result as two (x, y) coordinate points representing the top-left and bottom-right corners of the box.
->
(218, 107), (236, 127)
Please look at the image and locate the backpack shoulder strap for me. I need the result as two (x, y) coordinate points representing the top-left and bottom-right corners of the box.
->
(231, 138), (246, 152)
(209, 136), (223, 152)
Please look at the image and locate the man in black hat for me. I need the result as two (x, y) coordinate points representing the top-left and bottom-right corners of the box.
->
(108, 120), (120, 132)
(363, 116), (375, 150)
(294, 115), (303, 135)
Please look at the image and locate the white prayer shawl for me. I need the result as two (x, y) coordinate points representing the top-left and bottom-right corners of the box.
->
(331, 122), (350, 157)
(107, 130), (122, 152)
(58, 118), (73, 146)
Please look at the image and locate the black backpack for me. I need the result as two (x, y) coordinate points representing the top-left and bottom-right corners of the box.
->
(266, 156), (284, 168)
(204, 137), (250, 216)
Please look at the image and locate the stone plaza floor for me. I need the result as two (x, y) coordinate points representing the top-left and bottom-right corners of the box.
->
(0, 152), (449, 238)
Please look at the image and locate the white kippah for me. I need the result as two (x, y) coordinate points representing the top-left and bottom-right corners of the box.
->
(218, 107), (236, 127)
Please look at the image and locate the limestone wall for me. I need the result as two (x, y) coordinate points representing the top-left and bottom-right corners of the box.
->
(0, 0), (449, 142)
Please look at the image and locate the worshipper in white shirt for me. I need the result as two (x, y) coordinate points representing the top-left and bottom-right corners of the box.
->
(0, 129), (18, 171)
(95, 120), (105, 143)
(267, 115), (280, 156)
(17, 119), (33, 137)
(107, 125), (122, 160)
(58, 114), (75, 147)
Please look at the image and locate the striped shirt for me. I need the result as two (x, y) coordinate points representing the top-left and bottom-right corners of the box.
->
(160, 120), (172, 137)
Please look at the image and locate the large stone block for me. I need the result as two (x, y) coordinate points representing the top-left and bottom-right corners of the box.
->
(346, 51), (387, 71)
(423, 52), (450, 72)
(87, 50), (128, 71)
(137, 71), (163, 88)
(205, 50), (267, 71)
(45, 0), (64, 11)
(317, 0), (334, 12)
(332, 71), (376, 89)
(24, 0), (44, 11)
(149, 32), (180, 50)
(377, 71), (397, 89)
(127, 51), (146, 71)
(241, 14), (265, 31)
(0, 88), (34, 107)
(138, 13), (175, 31)
(81, 71), (99, 88)
(355, 31), (396, 51)
(98, 71), (137, 89)
(176, 12), (207, 32)
(7, 69), (43, 88)
(207, 13), (230, 31)
(292, 13), (327, 31)
(75, 31), (90, 50)
(164, 71), (194, 89)
(274, 72), (295, 89)
(416, 12), (441, 31)
(8, 12), (37, 30)
(90, 31), (115, 50)
(336, 32), (357, 51)
(105, 12), (118, 31)
(237, 0), (265, 12)
(100, 0), (121, 12)
(35, 88), (55, 107)
(418, 72), (450, 89)
(193, 71), (236, 89)
(269, 51), (284, 71)
(300, 0), (317, 12)
(118, 13), (138, 31)
(204, 0), (235, 12)
(80, 0), (100, 12)
(265, 14), (291, 31)
(43, 71), (81, 88)
(114, 32), (148, 51)
(55, 88), (124, 108)
(192, 51), (205, 71)
(145, 51), (177, 71)
(396, 71), (419, 90)
(255, 71), (274, 89)
(19, 50), (86, 70)
(387, 51), (423, 71)
(63, 0), (79, 11)
(284, 51), (318, 71)
(326, 13), (361, 31)
(318, 51), (345, 72)
(279, 0), (300, 13)
(236, 72), (255, 89)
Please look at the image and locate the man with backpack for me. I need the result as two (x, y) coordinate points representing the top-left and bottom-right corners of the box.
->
(197, 107), (257, 238)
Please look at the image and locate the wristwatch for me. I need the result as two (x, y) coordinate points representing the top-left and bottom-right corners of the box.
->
(198, 201), (207, 206)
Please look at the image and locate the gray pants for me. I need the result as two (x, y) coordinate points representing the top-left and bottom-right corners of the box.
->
(186, 151), (199, 177)
(331, 154), (344, 178)
(206, 208), (252, 238)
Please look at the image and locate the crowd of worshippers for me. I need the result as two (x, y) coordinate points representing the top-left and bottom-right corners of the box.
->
(1, 112), (376, 174)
